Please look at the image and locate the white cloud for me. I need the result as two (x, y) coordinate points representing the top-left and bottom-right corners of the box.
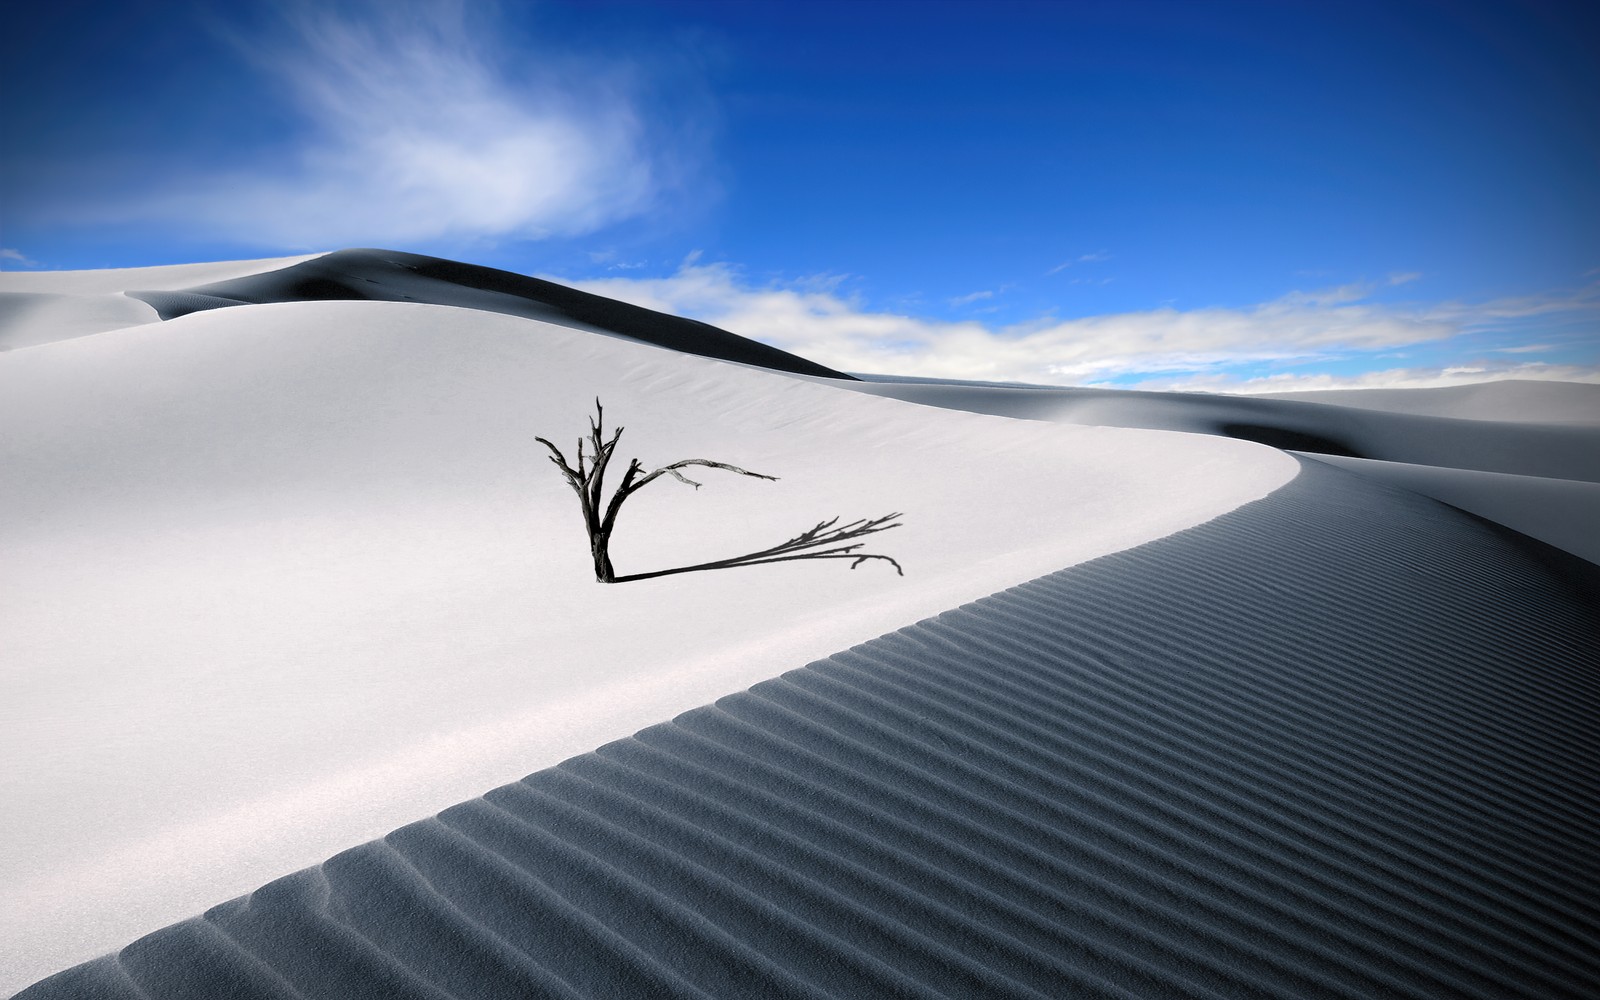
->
(1132, 363), (1600, 395)
(110, 0), (689, 248)
(1492, 343), (1555, 354)
(0, 248), (40, 268)
(560, 262), (1599, 387)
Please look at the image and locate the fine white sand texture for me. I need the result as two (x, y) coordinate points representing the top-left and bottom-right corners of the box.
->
(7, 251), (1598, 998)
(0, 291), (1289, 992)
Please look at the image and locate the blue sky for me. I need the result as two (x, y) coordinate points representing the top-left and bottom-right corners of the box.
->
(3, 0), (1596, 390)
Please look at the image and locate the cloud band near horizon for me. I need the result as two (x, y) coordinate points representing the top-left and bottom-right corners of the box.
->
(562, 262), (1600, 393)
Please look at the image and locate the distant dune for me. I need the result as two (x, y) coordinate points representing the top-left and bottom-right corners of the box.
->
(4, 250), (1597, 998)
(1261, 379), (1600, 425)
(129, 247), (856, 379)
(843, 376), (1600, 565)
(0, 254), (324, 349)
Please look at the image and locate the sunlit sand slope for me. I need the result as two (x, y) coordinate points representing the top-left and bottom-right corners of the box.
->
(22, 459), (1599, 999)
(0, 254), (323, 348)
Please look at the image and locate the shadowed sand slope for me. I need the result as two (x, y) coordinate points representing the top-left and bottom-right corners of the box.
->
(1300, 454), (1600, 566)
(844, 378), (1600, 482)
(1261, 379), (1600, 425)
(22, 459), (1600, 1000)
(128, 248), (854, 379)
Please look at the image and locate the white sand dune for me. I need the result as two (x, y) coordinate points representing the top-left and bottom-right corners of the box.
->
(1261, 379), (1600, 425)
(126, 247), (852, 378)
(0, 296), (1289, 993)
(842, 377), (1600, 481)
(0, 254), (324, 349)
(841, 377), (1600, 565)
(6, 251), (1598, 998)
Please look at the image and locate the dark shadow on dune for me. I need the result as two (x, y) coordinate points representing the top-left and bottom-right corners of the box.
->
(126, 290), (251, 319)
(1219, 422), (1363, 457)
(139, 249), (856, 380)
(22, 460), (1600, 999)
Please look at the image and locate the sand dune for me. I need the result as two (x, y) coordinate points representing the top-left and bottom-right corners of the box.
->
(129, 247), (853, 379)
(1299, 454), (1600, 565)
(20, 460), (1599, 999)
(841, 376), (1600, 567)
(7, 250), (1598, 997)
(0, 254), (323, 349)
(844, 378), (1600, 481)
(0, 296), (1288, 992)
(1261, 378), (1600, 425)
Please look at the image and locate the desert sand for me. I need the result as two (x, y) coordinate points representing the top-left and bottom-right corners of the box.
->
(4, 252), (1597, 998)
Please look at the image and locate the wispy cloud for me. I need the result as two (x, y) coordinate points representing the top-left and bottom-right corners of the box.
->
(1491, 343), (1555, 354)
(101, 0), (696, 248)
(1277, 272), (1420, 308)
(1136, 363), (1600, 395)
(561, 262), (1600, 387)
(585, 249), (649, 271)
(1047, 251), (1111, 275)
(0, 248), (41, 268)
(948, 290), (994, 306)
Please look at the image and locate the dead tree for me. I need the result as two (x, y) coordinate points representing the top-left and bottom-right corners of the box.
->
(536, 400), (903, 583)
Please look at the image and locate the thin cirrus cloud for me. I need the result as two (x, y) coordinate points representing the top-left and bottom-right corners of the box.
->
(564, 261), (1600, 391)
(105, 2), (681, 249)
(948, 290), (995, 307)
(1143, 363), (1600, 394)
(1046, 251), (1111, 275)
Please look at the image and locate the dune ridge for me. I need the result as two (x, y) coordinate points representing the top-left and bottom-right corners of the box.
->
(842, 376), (1600, 567)
(129, 248), (854, 379)
(1260, 379), (1600, 425)
(0, 254), (325, 349)
(20, 459), (1600, 999)
(844, 378), (1600, 482)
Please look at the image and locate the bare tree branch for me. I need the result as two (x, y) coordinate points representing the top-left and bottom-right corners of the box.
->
(538, 400), (903, 583)
(612, 514), (904, 582)
(626, 458), (779, 495)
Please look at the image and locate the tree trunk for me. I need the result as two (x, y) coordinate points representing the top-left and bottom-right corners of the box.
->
(591, 530), (616, 583)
